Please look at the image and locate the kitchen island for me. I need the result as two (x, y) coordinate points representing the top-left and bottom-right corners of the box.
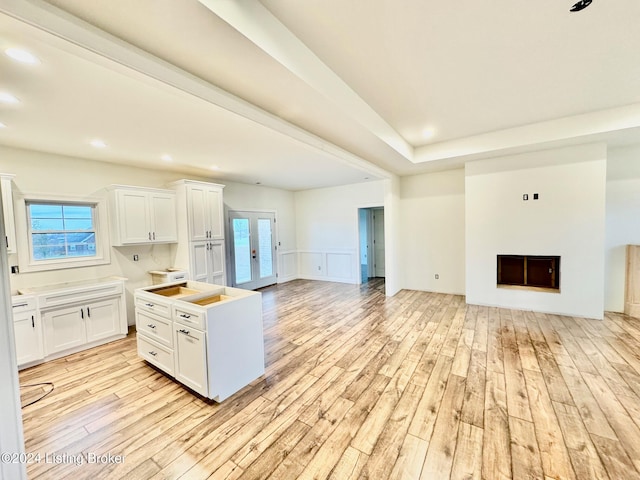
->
(135, 280), (264, 402)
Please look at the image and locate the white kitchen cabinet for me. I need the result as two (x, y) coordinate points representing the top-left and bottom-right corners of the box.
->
(21, 277), (128, 362)
(1, 174), (16, 254)
(174, 325), (208, 396)
(84, 298), (122, 343)
(171, 180), (226, 285)
(12, 295), (43, 368)
(108, 185), (177, 245)
(43, 297), (122, 355)
(190, 240), (225, 284)
(183, 182), (224, 241)
(134, 280), (263, 401)
(42, 304), (86, 355)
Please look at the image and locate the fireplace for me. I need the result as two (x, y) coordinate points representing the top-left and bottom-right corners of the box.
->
(497, 255), (560, 290)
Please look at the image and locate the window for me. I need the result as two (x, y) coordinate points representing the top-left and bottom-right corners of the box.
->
(28, 202), (96, 260)
(15, 193), (110, 272)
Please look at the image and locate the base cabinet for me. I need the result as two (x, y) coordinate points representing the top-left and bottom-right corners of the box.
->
(174, 326), (208, 396)
(85, 298), (122, 343)
(42, 305), (86, 355)
(20, 278), (128, 365)
(12, 296), (43, 367)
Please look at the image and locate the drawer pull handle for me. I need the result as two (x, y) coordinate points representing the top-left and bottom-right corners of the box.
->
(179, 329), (190, 335)
(149, 351), (157, 356)
(180, 314), (191, 319)
(13, 303), (28, 308)
(147, 324), (156, 329)
(145, 303), (154, 308)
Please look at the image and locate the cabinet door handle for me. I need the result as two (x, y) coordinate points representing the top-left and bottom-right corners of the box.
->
(149, 351), (157, 357)
(5, 236), (7, 247)
(87, 307), (91, 318)
(147, 323), (156, 329)
(179, 329), (190, 335)
(153, 232), (156, 240)
(148, 232), (152, 240)
(80, 308), (84, 319)
(31, 315), (34, 328)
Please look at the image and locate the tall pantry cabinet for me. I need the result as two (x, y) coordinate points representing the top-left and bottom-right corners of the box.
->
(171, 180), (226, 285)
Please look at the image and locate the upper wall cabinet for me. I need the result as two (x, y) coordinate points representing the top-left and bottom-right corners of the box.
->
(108, 185), (178, 246)
(172, 180), (224, 242)
(1, 174), (16, 254)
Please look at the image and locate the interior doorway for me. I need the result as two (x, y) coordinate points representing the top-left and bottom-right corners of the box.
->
(228, 210), (277, 290)
(358, 207), (385, 283)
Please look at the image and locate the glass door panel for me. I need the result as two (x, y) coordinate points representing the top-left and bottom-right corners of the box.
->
(229, 211), (277, 290)
(258, 218), (273, 279)
(231, 218), (251, 285)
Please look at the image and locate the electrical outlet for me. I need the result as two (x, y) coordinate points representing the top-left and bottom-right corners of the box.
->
(10, 265), (19, 274)
(133, 254), (139, 261)
(435, 273), (439, 279)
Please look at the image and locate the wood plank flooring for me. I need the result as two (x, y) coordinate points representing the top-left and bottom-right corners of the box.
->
(18, 279), (640, 479)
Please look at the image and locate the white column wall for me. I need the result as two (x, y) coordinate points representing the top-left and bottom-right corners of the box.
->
(465, 144), (607, 319)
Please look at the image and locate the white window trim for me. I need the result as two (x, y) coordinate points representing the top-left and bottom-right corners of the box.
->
(15, 192), (111, 273)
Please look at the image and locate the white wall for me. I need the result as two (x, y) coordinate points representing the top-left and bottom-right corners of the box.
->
(399, 169), (465, 295)
(605, 144), (640, 312)
(294, 180), (385, 284)
(222, 181), (297, 283)
(465, 144), (607, 319)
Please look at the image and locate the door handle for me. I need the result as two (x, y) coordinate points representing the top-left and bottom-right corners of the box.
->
(252, 249), (256, 259)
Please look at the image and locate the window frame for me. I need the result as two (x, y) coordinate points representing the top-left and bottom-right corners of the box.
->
(15, 193), (111, 273)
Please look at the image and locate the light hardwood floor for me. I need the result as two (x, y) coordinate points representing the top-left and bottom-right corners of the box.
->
(18, 279), (640, 479)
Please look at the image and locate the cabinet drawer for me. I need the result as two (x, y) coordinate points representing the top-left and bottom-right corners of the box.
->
(137, 335), (174, 376)
(135, 295), (172, 318)
(173, 306), (205, 330)
(136, 309), (173, 347)
(11, 295), (36, 313)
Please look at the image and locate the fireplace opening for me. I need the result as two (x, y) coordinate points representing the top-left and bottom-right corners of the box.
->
(497, 255), (560, 291)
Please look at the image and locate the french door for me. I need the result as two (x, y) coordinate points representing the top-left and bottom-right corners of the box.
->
(229, 211), (277, 290)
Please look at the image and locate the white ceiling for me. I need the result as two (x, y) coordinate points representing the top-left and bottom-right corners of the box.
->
(1, 0), (639, 190)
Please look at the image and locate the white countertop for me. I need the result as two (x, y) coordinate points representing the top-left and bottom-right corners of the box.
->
(18, 276), (127, 295)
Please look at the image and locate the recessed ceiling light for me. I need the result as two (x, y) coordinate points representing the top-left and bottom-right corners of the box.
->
(0, 122), (6, 129)
(0, 92), (19, 104)
(89, 139), (107, 148)
(422, 128), (435, 140)
(161, 154), (172, 162)
(5, 48), (39, 65)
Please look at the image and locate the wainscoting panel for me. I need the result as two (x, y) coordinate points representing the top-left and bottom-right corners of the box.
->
(277, 250), (298, 284)
(298, 250), (357, 284)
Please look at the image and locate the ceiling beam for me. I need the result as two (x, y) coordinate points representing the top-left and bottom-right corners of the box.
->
(198, 0), (414, 162)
